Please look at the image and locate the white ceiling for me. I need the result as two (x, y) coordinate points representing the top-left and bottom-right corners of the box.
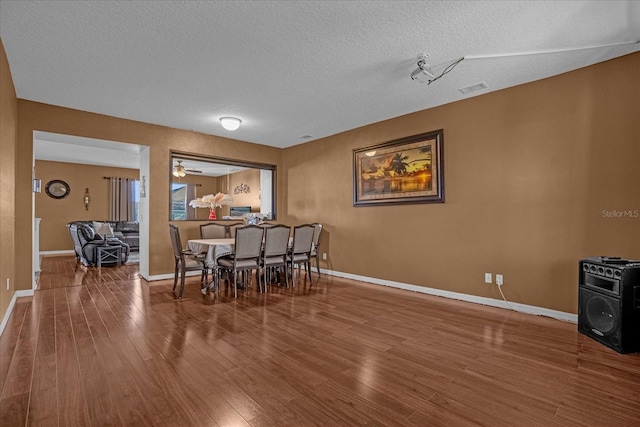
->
(33, 131), (141, 169)
(33, 130), (246, 177)
(2, 1), (639, 153)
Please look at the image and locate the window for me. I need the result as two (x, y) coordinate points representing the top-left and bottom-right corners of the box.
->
(170, 152), (276, 221)
(171, 182), (196, 220)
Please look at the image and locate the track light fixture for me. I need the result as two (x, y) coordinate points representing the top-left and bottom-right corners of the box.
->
(410, 53), (465, 86)
(410, 40), (640, 86)
(410, 53), (434, 81)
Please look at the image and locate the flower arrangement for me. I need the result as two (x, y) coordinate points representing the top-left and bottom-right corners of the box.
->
(189, 192), (233, 219)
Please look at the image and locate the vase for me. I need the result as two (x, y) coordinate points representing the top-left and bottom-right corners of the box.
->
(209, 208), (216, 220)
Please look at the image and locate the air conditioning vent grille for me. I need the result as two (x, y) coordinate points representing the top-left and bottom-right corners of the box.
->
(458, 82), (488, 95)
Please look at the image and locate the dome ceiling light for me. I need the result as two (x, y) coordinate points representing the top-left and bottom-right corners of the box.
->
(220, 117), (242, 131)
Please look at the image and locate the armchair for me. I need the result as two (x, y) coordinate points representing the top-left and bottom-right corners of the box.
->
(67, 221), (130, 266)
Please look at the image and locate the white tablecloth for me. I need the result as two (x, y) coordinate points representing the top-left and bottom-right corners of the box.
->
(187, 238), (235, 268)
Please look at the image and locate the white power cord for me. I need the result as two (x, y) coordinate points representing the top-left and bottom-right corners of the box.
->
(497, 283), (516, 311)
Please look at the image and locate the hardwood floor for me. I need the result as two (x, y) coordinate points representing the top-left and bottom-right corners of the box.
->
(2, 256), (640, 426)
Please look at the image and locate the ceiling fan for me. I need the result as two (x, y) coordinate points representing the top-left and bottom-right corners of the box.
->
(172, 160), (186, 177)
(173, 160), (203, 178)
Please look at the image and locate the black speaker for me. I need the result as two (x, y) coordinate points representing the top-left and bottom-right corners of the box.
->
(578, 257), (640, 354)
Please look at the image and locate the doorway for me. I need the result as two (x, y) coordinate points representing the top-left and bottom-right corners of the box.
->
(32, 131), (151, 286)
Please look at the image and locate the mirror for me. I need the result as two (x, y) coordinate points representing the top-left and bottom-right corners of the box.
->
(170, 152), (275, 221)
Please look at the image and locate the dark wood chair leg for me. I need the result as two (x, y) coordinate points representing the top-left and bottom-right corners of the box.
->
(233, 270), (238, 298)
(284, 264), (290, 288)
(172, 261), (179, 294)
(179, 269), (186, 298)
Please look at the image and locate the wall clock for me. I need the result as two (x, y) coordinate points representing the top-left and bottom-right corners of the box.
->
(45, 179), (70, 199)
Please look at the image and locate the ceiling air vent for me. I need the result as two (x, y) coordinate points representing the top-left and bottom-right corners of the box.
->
(458, 82), (488, 95)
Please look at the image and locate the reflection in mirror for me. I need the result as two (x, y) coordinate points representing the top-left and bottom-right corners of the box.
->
(170, 153), (275, 221)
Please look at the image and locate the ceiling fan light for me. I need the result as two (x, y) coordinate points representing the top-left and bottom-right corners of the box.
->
(173, 160), (186, 177)
(220, 117), (241, 131)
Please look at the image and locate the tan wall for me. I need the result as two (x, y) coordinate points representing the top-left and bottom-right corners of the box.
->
(16, 102), (283, 289)
(228, 169), (261, 213)
(7, 43), (640, 316)
(283, 52), (640, 314)
(0, 39), (17, 320)
(34, 160), (138, 251)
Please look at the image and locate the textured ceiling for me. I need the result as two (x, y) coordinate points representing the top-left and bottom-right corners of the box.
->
(2, 1), (639, 150)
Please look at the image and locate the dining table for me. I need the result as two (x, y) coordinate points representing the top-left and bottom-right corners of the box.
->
(188, 238), (235, 267)
(187, 238), (235, 292)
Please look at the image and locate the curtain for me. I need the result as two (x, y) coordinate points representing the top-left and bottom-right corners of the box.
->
(109, 178), (137, 221)
(185, 183), (197, 220)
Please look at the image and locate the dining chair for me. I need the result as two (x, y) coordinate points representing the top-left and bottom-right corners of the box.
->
(227, 222), (243, 239)
(217, 225), (264, 297)
(200, 222), (227, 239)
(168, 224), (208, 298)
(287, 224), (315, 287)
(310, 223), (323, 276)
(260, 225), (291, 292)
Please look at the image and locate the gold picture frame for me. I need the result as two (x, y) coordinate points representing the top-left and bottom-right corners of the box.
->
(353, 130), (444, 206)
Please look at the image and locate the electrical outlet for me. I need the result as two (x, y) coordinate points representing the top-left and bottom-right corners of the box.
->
(322, 253), (327, 260)
(484, 273), (492, 284)
(496, 274), (504, 286)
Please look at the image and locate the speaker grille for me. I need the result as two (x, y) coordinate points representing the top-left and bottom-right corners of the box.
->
(579, 286), (624, 352)
(585, 294), (617, 334)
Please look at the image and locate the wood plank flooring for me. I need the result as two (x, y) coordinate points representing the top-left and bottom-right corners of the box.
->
(2, 255), (640, 426)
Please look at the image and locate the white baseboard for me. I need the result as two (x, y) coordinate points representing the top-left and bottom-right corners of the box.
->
(0, 289), (35, 337)
(121, 265), (578, 323)
(321, 268), (578, 323)
(40, 250), (74, 256)
(146, 271), (202, 284)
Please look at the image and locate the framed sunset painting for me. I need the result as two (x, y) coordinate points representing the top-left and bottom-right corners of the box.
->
(353, 130), (444, 206)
